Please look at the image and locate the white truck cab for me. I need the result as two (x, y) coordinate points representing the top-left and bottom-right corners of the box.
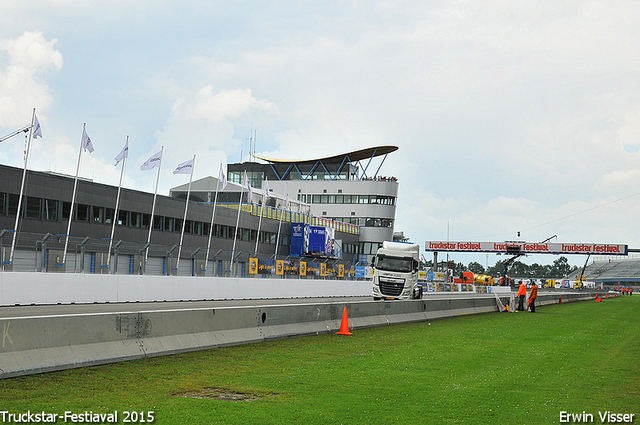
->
(372, 241), (422, 300)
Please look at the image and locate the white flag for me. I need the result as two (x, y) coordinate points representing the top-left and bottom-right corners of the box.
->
(173, 158), (194, 175)
(82, 128), (94, 153)
(220, 168), (228, 190)
(264, 177), (270, 198)
(140, 150), (162, 171)
(32, 114), (42, 139)
(244, 174), (253, 201)
(114, 139), (129, 166)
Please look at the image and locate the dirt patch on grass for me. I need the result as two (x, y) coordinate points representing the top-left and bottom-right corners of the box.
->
(173, 387), (269, 401)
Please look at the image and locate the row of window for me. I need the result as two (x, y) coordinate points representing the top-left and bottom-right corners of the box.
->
(229, 171), (351, 186)
(0, 193), (290, 245)
(327, 217), (393, 228)
(298, 194), (396, 206)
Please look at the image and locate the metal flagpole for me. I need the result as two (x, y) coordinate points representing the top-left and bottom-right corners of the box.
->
(145, 146), (163, 266)
(107, 136), (128, 273)
(230, 170), (247, 276)
(254, 177), (267, 255)
(204, 164), (223, 276)
(274, 183), (288, 258)
(176, 155), (195, 273)
(9, 108), (36, 265)
(61, 123), (87, 268)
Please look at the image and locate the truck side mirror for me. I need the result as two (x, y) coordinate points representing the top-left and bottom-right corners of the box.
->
(413, 259), (419, 271)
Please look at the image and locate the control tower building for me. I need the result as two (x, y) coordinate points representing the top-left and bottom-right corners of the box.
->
(226, 145), (399, 259)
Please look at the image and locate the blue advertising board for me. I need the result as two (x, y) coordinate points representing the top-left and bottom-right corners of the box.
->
(289, 222), (306, 257)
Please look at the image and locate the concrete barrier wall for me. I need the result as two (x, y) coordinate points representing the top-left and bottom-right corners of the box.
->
(0, 284), (605, 379)
(0, 294), (508, 378)
(0, 272), (372, 306)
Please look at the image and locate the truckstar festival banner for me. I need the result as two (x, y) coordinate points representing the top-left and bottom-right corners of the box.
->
(424, 241), (628, 255)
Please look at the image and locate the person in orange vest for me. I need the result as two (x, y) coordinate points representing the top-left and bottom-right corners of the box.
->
(517, 281), (527, 311)
(529, 282), (538, 313)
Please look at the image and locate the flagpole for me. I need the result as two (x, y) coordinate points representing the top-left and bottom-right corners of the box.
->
(107, 135), (128, 273)
(274, 182), (288, 258)
(254, 177), (267, 256)
(62, 123), (86, 269)
(204, 164), (223, 276)
(145, 146), (163, 266)
(230, 170), (246, 276)
(9, 108), (36, 266)
(175, 155), (195, 273)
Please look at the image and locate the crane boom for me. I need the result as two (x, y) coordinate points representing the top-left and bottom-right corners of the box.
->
(0, 125), (31, 143)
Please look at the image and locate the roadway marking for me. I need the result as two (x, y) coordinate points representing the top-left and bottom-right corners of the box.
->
(3, 321), (12, 348)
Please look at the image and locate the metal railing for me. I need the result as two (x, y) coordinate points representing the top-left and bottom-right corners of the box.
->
(0, 230), (362, 280)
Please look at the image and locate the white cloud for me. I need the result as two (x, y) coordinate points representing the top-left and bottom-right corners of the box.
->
(0, 31), (62, 126)
(138, 87), (280, 193)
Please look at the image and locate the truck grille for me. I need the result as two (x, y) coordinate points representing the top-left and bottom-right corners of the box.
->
(380, 281), (404, 297)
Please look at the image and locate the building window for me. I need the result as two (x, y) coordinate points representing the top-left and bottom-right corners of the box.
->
(91, 206), (105, 223)
(44, 199), (58, 221)
(104, 208), (114, 224)
(7, 194), (19, 217)
(141, 213), (150, 229)
(118, 210), (130, 226)
(0, 193), (5, 215)
(77, 204), (90, 221)
(26, 197), (41, 219)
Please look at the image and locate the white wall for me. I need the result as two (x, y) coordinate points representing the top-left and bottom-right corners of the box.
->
(0, 272), (372, 306)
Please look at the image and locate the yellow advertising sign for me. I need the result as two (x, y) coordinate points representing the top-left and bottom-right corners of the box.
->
(299, 261), (306, 276)
(276, 260), (284, 275)
(249, 258), (258, 274)
(320, 263), (326, 277)
(338, 264), (344, 278)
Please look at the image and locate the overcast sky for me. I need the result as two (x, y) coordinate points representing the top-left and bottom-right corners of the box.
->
(2, 1), (640, 268)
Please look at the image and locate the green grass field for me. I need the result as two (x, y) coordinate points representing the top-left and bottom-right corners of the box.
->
(0, 295), (638, 424)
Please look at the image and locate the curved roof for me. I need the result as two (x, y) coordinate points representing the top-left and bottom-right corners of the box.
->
(254, 145), (398, 165)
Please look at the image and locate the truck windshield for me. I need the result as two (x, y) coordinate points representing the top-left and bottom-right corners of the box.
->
(375, 255), (413, 273)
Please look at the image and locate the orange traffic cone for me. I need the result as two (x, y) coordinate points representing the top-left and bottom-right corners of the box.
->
(336, 306), (353, 336)
(595, 294), (600, 302)
(559, 295), (563, 304)
(605, 293), (608, 299)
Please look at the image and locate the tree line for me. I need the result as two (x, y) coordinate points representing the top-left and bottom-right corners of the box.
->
(421, 256), (579, 279)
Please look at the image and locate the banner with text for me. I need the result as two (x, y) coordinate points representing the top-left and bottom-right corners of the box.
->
(424, 241), (628, 255)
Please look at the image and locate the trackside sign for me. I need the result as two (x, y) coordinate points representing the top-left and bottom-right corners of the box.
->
(424, 241), (628, 255)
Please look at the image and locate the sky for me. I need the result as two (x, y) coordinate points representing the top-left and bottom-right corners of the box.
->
(1, 0), (640, 269)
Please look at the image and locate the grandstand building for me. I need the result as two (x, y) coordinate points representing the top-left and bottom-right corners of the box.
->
(569, 258), (640, 290)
